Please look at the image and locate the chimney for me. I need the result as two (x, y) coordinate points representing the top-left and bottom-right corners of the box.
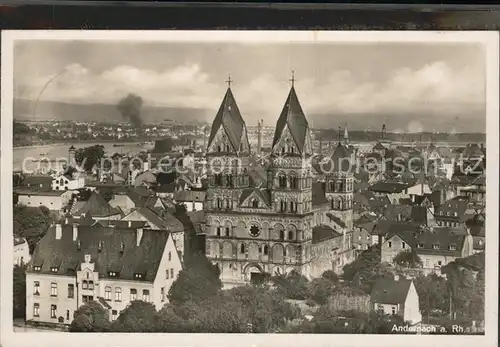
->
(128, 220), (132, 228)
(55, 224), (62, 240)
(394, 274), (400, 282)
(65, 217), (69, 224)
(136, 228), (144, 247)
(73, 224), (78, 241)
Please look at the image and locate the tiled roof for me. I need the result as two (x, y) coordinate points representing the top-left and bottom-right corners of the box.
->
(371, 276), (412, 305)
(272, 86), (312, 155)
(410, 206), (428, 225)
(375, 220), (421, 237)
(130, 207), (184, 232)
(384, 204), (412, 221)
(72, 191), (121, 217)
(312, 225), (342, 244)
(27, 225), (171, 282)
(15, 189), (67, 196)
(187, 211), (205, 225)
(207, 88), (249, 154)
(22, 175), (53, 186)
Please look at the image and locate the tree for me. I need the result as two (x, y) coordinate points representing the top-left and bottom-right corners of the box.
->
(271, 270), (310, 300)
(321, 270), (339, 283)
(13, 264), (26, 319)
(111, 301), (159, 332)
(393, 249), (422, 268)
(307, 277), (336, 305)
(167, 252), (222, 304)
(75, 145), (105, 172)
(14, 205), (54, 253)
(343, 245), (394, 293)
(414, 274), (449, 317)
(70, 301), (110, 332)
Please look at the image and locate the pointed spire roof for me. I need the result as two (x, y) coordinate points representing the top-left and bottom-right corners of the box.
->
(207, 88), (249, 153)
(344, 124), (349, 140)
(272, 86), (311, 155)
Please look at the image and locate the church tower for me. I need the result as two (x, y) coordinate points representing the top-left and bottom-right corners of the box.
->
(268, 72), (315, 277)
(325, 142), (354, 231)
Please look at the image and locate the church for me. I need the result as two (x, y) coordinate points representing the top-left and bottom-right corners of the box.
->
(203, 75), (356, 287)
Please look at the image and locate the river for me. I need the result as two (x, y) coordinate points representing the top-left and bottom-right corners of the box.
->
(13, 142), (151, 172)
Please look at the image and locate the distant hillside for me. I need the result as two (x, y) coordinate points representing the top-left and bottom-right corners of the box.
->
(14, 99), (212, 125)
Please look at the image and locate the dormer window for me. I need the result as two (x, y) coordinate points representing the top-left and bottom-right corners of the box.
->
(108, 271), (118, 278)
(432, 244), (440, 250)
(417, 243), (424, 248)
(34, 266), (42, 272)
(98, 240), (103, 252)
(134, 273), (143, 280)
(449, 245), (457, 251)
(50, 267), (59, 273)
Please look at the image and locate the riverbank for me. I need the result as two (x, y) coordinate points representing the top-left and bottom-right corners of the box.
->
(14, 139), (149, 149)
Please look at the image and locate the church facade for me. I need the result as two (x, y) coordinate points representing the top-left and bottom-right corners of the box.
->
(204, 81), (355, 287)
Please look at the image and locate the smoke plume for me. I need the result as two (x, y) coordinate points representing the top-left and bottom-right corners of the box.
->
(117, 93), (143, 128)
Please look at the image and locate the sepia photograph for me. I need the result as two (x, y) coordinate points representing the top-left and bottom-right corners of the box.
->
(1, 30), (498, 347)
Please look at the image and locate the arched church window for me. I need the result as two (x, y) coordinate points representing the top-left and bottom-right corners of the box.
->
(289, 175), (298, 189)
(280, 200), (286, 212)
(278, 174), (287, 188)
(217, 145), (222, 152)
(226, 144), (230, 152)
(240, 244), (246, 254)
(263, 245), (269, 255)
(249, 224), (260, 237)
(252, 199), (259, 208)
(329, 181), (335, 192)
(335, 182), (341, 192)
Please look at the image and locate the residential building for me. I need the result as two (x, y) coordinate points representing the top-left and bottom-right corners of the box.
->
(381, 226), (474, 274)
(174, 190), (206, 212)
(20, 175), (53, 192)
(434, 196), (469, 228)
(52, 173), (85, 191)
(25, 223), (182, 325)
(368, 181), (410, 204)
(371, 275), (422, 324)
(70, 191), (122, 220)
(16, 189), (73, 212)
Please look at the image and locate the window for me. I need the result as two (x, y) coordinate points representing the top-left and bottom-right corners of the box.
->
(388, 242), (392, 248)
(82, 280), (88, 289)
(279, 230), (285, 240)
(115, 287), (122, 301)
(166, 270), (170, 279)
(216, 227), (221, 237)
(168, 252), (171, 261)
(88, 281), (94, 290)
(252, 199), (259, 208)
(449, 245), (457, 250)
(402, 242), (406, 249)
(33, 265), (41, 272)
(161, 287), (165, 302)
(225, 226), (230, 236)
(33, 303), (40, 317)
(67, 284), (74, 298)
(438, 261), (442, 266)
(289, 176), (297, 189)
(263, 245), (269, 255)
(51, 283), (57, 297)
(108, 271), (118, 278)
(34, 281), (40, 295)
(417, 243), (424, 248)
(66, 310), (70, 321)
(112, 310), (118, 321)
(432, 244), (440, 250)
(240, 244), (246, 254)
(134, 273), (143, 280)
(130, 289), (137, 301)
(391, 306), (396, 315)
(170, 269), (174, 278)
(51, 305), (57, 318)
(105, 286), (112, 300)
(288, 230), (294, 240)
(142, 289), (150, 302)
(51, 267), (58, 273)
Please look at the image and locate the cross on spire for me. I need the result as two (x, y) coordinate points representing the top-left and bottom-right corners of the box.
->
(226, 74), (233, 88)
(289, 70), (296, 87)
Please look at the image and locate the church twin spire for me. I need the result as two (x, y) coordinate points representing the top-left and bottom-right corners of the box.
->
(207, 72), (313, 157)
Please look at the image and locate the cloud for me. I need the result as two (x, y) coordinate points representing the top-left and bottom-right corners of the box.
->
(15, 60), (484, 128)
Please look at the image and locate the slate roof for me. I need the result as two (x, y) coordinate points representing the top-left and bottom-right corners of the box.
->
(27, 225), (171, 282)
(384, 204), (412, 221)
(371, 276), (412, 305)
(435, 197), (468, 222)
(22, 175), (53, 188)
(207, 88), (249, 154)
(410, 206), (428, 225)
(239, 188), (272, 207)
(129, 207), (184, 232)
(71, 192), (122, 217)
(326, 213), (347, 228)
(369, 181), (409, 194)
(312, 225), (342, 244)
(317, 143), (354, 173)
(272, 86), (311, 155)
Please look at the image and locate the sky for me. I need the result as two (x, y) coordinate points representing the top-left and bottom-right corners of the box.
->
(13, 40), (486, 132)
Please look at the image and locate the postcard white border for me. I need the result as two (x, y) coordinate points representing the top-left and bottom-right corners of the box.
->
(1, 30), (498, 347)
